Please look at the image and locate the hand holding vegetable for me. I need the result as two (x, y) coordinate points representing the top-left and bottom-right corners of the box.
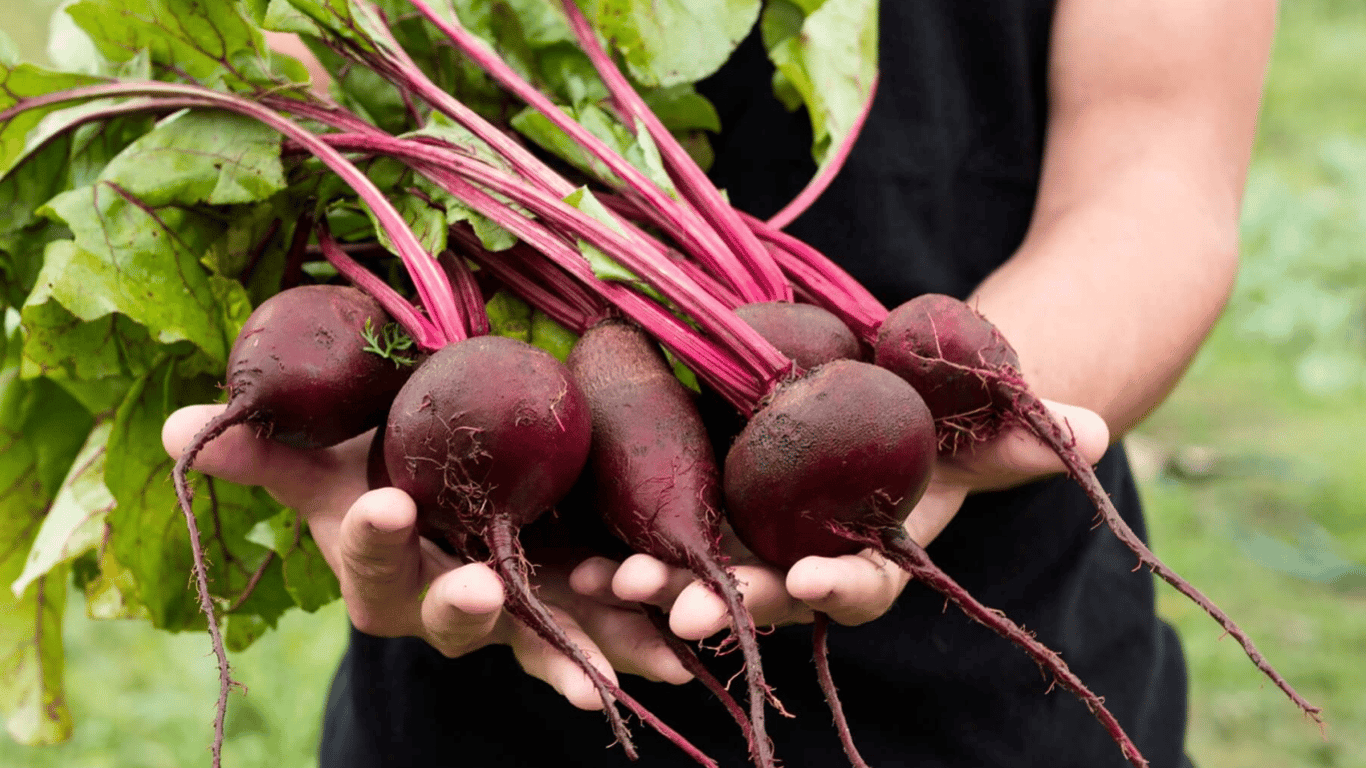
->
(161, 405), (694, 710)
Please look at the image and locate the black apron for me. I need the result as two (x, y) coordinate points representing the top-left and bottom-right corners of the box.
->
(321, 4), (1191, 766)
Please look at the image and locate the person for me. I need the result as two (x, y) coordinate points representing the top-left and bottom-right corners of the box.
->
(163, 1), (1276, 765)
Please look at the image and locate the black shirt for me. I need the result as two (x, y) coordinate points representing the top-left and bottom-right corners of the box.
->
(320, 3), (1190, 766)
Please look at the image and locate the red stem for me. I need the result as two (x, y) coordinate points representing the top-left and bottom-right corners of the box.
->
(405, 0), (770, 304)
(642, 604), (757, 754)
(484, 516), (718, 767)
(0, 82), (464, 345)
(1009, 392), (1325, 727)
(836, 524), (1151, 768)
(812, 612), (871, 768)
(766, 74), (880, 230)
(557, 0), (790, 304)
(438, 250), (491, 337)
(316, 225), (445, 350)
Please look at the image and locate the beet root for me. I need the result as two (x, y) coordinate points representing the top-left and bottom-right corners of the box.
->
(384, 335), (715, 766)
(874, 293), (1323, 727)
(172, 284), (414, 768)
(567, 321), (775, 767)
(723, 359), (937, 570)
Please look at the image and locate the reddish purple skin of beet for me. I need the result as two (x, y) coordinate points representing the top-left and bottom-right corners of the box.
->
(874, 293), (1020, 451)
(227, 285), (413, 448)
(734, 302), (864, 370)
(566, 322), (723, 565)
(724, 360), (937, 569)
(383, 335), (592, 542)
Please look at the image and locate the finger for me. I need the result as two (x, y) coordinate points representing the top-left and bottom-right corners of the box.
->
(577, 606), (693, 685)
(419, 563), (505, 657)
(335, 488), (426, 636)
(568, 556), (624, 602)
(508, 609), (619, 711)
(668, 565), (800, 641)
(949, 400), (1109, 490)
(786, 552), (910, 626)
(162, 404), (371, 513)
(901, 484), (970, 549)
(611, 554), (695, 608)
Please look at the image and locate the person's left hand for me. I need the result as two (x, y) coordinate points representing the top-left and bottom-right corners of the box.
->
(570, 399), (1110, 642)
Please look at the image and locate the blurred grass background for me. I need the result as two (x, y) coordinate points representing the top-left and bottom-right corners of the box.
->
(3, 0), (1365, 766)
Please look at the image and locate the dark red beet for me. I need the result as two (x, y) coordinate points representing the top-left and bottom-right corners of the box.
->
(723, 360), (936, 569)
(224, 285), (413, 448)
(567, 321), (772, 766)
(733, 302), (863, 370)
(384, 336), (590, 538)
(384, 335), (715, 766)
(731, 305), (869, 768)
(874, 293), (1018, 453)
(723, 356), (1152, 768)
(874, 293), (1322, 730)
(173, 284), (415, 768)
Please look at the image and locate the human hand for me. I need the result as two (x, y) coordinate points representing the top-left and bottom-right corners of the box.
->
(162, 404), (693, 709)
(575, 399), (1110, 641)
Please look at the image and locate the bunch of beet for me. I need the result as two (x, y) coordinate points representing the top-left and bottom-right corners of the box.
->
(3, 2), (1322, 767)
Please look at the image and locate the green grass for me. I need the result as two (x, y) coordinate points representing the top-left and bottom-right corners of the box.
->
(4, 1), (1366, 767)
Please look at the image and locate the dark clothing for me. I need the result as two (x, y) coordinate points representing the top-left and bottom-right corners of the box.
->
(321, 2), (1191, 766)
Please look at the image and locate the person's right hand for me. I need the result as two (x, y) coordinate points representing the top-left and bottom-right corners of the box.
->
(162, 404), (694, 710)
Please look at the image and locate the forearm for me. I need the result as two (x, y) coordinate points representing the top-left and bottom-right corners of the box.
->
(970, 0), (1276, 437)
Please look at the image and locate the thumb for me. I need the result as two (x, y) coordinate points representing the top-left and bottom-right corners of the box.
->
(334, 488), (428, 636)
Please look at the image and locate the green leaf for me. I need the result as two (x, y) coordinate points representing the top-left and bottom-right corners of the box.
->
(48, 4), (110, 76)
(587, 0), (761, 88)
(98, 111), (286, 207)
(0, 62), (104, 172)
(83, 543), (148, 620)
(0, 332), (87, 746)
(641, 84), (721, 133)
(65, 0), (288, 91)
(530, 309), (578, 363)
(104, 359), (289, 634)
(248, 508), (339, 612)
(0, 571), (70, 746)
(0, 106), (152, 310)
(11, 421), (114, 597)
(37, 191), (237, 363)
(485, 289), (532, 343)
(762, 0), (878, 165)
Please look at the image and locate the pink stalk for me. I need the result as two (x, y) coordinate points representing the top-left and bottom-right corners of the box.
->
(315, 132), (793, 400)
(450, 227), (603, 335)
(556, 0), (791, 304)
(0, 82), (464, 346)
(376, 150), (767, 408)
(402, 0), (772, 304)
(744, 214), (888, 344)
(593, 192), (745, 310)
(316, 226), (447, 349)
(438, 250), (491, 336)
(766, 74), (880, 230)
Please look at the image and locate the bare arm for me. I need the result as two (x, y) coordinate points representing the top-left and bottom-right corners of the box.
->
(974, 0), (1277, 437)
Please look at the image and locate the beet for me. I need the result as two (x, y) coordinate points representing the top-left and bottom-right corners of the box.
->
(723, 357), (1152, 768)
(384, 335), (715, 766)
(172, 284), (415, 767)
(874, 293), (1322, 728)
(724, 360), (936, 569)
(567, 320), (773, 765)
(733, 302), (863, 370)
